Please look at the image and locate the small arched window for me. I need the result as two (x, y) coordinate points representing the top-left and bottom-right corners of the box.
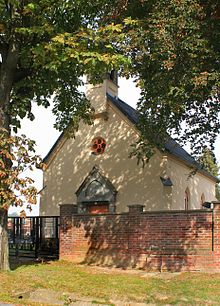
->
(200, 193), (205, 207)
(184, 188), (190, 210)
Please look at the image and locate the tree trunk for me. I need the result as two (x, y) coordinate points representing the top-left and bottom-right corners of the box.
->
(0, 38), (19, 270)
(0, 209), (9, 270)
(0, 113), (10, 270)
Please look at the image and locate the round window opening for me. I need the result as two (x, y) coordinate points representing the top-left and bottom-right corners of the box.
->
(91, 137), (106, 155)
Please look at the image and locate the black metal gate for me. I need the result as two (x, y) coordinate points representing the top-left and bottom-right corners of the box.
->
(8, 216), (59, 259)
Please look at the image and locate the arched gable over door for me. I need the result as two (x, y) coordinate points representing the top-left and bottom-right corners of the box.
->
(75, 166), (117, 214)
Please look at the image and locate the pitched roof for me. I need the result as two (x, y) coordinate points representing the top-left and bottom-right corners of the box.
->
(43, 92), (219, 183)
(107, 93), (219, 183)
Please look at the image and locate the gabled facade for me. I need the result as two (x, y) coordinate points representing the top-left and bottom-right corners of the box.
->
(40, 74), (217, 216)
(75, 166), (117, 214)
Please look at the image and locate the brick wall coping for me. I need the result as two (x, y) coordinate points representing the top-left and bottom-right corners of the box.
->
(59, 202), (220, 217)
(71, 209), (213, 217)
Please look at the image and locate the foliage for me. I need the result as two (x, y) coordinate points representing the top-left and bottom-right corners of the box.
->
(198, 148), (220, 200)
(1, 0), (219, 155)
(114, 0), (220, 158)
(0, 128), (41, 210)
(0, 0), (128, 133)
(198, 148), (219, 177)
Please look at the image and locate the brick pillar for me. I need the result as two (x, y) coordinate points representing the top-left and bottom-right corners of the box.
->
(59, 204), (77, 260)
(127, 205), (143, 265)
(128, 204), (144, 214)
(213, 202), (220, 270)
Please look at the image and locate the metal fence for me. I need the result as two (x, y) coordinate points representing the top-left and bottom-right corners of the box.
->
(8, 216), (60, 259)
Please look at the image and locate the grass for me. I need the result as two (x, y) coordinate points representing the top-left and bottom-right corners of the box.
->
(0, 259), (220, 305)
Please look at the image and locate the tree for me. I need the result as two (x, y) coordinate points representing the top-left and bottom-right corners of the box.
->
(117, 0), (220, 157)
(0, 0), (128, 270)
(0, 129), (41, 269)
(198, 149), (219, 178)
(0, 0), (125, 133)
(198, 148), (220, 201)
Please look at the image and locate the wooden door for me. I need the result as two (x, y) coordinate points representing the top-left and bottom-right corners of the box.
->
(88, 204), (109, 214)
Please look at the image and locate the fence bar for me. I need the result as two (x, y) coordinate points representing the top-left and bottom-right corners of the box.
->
(8, 216), (60, 259)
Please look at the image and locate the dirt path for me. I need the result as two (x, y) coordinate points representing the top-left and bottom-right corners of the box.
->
(16, 288), (152, 306)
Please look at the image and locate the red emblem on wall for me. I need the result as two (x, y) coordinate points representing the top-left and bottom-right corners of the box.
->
(91, 137), (106, 155)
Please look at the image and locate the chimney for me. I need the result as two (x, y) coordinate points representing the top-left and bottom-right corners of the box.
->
(85, 71), (119, 113)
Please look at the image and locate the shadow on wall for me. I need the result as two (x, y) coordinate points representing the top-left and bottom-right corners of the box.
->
(63, 207), (214, 272)
(41, 92), (168, 215)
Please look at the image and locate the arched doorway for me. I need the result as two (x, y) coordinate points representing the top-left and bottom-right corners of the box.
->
(75, 167), (117, 214)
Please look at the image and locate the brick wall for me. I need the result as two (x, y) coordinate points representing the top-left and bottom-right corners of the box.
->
(60, 203), (220, 272)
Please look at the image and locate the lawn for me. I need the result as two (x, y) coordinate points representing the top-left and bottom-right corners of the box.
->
(0, 259), (220, 305)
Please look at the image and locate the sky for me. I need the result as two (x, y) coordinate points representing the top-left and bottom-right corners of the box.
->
(8, 78), (220, 216)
